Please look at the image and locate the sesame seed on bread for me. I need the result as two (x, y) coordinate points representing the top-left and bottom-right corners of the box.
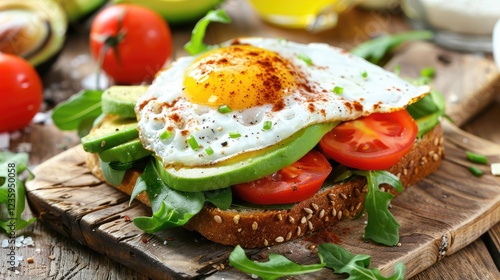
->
(86, 123), (444, 248)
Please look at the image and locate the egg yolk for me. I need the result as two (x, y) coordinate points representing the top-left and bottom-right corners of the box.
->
(183, 45), (297, 110)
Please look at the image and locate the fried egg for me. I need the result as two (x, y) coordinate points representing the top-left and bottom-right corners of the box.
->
(136, 38), (429, 167)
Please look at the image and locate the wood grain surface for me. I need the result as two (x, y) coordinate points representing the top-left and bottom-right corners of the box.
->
(2, 0), (500, 279)
(23, 119), (500, 279)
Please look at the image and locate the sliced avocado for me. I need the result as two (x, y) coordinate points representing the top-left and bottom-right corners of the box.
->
(155, 122), (338, 192)
(81, 114), (139, 153)
(54, 0), (106, 23)
(0, 0), (67, 74)
(99, 138), (152, 163)
(102, 86), (148, 119)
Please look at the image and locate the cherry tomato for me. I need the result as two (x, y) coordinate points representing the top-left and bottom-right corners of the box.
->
(89, 4), (172, 84)
(319, 110), (418, 170)
(232, 150), (332, 205)
(0, 53), (43, 132)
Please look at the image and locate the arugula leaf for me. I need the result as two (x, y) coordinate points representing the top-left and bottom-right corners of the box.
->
(353, 170), (402, 246)
(319, 243), (405, 280)
(51, 89), (103, 134)
(132, 159), (204, 232)
(350, 30), (433, 64)
(0, 151), (36, 234)
(405, 67), (447, 138)
(229, 245), (325, 280)
(184, 9), (232, 55)
(204, 187), (232, 210)
(99, 158), (127, 187)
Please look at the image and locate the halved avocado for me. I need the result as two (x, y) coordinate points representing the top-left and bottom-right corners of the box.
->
(0, 0), (67, 74)
(112, 0), (225, 25)
(54, 0), (107, 23)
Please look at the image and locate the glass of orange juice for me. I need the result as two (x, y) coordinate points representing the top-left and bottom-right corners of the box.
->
(247, 0), (356, 32)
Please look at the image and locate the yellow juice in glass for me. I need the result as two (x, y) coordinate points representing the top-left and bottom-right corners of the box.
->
(247, 0), (354, 31)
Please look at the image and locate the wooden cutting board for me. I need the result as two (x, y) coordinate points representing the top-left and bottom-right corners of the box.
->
(25, 43), (500, 279)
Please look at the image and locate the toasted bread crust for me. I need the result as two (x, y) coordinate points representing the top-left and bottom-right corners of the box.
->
(86, 124), (444, 248)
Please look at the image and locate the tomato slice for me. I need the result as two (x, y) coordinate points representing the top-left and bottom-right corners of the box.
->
(232, 150), (332, 205)
(319, 110), (418, 170)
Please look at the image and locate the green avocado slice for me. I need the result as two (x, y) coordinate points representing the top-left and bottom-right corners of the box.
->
(155, 122), (338, 192)
(99, 138), (152, 163)
(101, 85), (148, 119)
(81, 114), (139, 153)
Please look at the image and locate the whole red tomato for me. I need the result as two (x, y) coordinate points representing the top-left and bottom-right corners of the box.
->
(0, 53), (43, 132)
(89, 4), (173, 84)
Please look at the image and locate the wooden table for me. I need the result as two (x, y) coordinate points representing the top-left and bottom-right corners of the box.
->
(2, 1), (499, 279)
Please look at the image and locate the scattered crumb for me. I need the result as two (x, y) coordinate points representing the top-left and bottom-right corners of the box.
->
(49, 255), (56, 260)
(27, 257), (34, 264)
(0, 132), (9, 149)
(491, 163), (500, 176)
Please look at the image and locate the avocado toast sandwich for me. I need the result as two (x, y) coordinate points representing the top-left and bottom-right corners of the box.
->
(81, 37), (445, 248)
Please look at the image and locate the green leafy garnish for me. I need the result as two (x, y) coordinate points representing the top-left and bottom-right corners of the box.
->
(51, 89), (103, 137)
(204, 187), (232, 209)
(353, 170), (402, 246)
(0, 152), (36, 234)
(230, 243), (405, 280)
(229, 245), (325, 280)
(468, 166), (484, 177)
(132, 160), (205, 232)
(361, 70), (368, 79)
(332, 86), (344, 94)
(263, 120), (273, 130)
(229, 131), (241, 138)
(297, 53), (313, 65)
(99, 158), (127, 186)
(319, 243), (405, 280)
(350, 30), (433, 64)
(184, 9), (232, 55)
(205, 146), (214, 155)
(160, 130), (173, 140)
(405, 65), (446, 138)
(466, 151), (489, 165)
(218, 104), (233, 113)
(187, 135), (200, 150)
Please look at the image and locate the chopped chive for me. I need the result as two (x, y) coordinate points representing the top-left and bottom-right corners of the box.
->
(278, 38), (287, 45)
(361, 70), (368, 79)
(229, 131), (241, 138)
(159, 130), (172, 140)
(205, 146), (214, 155)
(466, 151), (489, 164)
(218, 104), (232, 113)
(468, 166), (483, 177)
(297, 53), (313, 66)
(394, 64), (401, 75)
(332, 86), (344, 94)
(420, 67), (435, 78)
(187, 135), (200, 150)
(263, 120), (273, 130)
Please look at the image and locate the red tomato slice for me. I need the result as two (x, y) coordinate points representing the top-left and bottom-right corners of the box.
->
(232, 150), (332, 205)
(319, 110), (418, 170)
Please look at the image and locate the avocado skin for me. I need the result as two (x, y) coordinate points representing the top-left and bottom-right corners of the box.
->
(111, 0), (224, 25)
(81, 114), (139, 153)
(99, 138), (152, 163)
(155, 122), (338, 192)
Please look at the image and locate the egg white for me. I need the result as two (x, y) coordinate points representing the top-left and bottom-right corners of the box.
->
(136, 38), (429, 167)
